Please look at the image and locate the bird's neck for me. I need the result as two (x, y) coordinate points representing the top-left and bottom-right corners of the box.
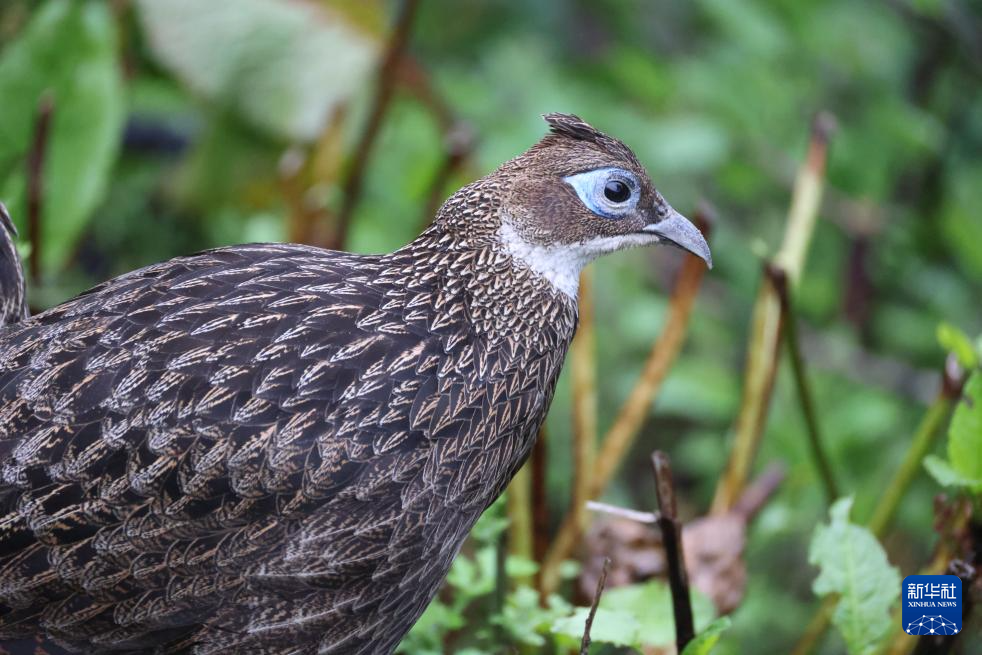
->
(394, 220), (579, 356)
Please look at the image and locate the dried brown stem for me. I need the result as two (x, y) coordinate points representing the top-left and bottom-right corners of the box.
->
(332, 0), (420, 250)
(538, 208), (712, 595)
(580, 557), (610, 655)
(732, 463), (787, 521)
(712, 113), (835, 515)
(651, 451), (695, 652)
(27, 93), (54, 282)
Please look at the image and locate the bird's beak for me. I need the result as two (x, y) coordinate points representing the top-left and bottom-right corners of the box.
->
(642, 209), (712, 269)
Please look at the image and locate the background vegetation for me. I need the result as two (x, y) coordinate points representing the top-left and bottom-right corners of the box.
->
(0, 0), (980, 653)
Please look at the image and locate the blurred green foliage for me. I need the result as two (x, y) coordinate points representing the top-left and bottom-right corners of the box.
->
(0, 0), (980, 652)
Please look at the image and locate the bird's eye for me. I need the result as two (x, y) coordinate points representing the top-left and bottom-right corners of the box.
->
(604, 180), (631, 203)
(563, 167), (640, 219)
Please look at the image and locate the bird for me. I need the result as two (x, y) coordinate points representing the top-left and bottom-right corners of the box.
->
(0, 203), (28, 327)
(0, 113), (711, 655)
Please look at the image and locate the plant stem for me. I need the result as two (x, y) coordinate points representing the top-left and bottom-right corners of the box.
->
(332, 0), (420, 250)
(712, 113), (835, 515)
(651, 451), (696, 652)
(867, 393), (955, 538)
(579, 557), (610, 655)
(507, 466), (534, 579)
(571, 268), (598, 543)
(27, 92), (53, 283)
(768, 264), (839, 504)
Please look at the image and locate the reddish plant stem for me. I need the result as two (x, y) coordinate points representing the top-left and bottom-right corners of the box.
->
(27, 93), (54, 283)
(332, 0), (420, 250)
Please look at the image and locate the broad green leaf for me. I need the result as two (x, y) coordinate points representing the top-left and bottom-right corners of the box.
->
(924, 455), (982, 493)
(551, 579), (717, 650)
(682, 616), (732, 655)
(808, 498), (900, 655)
(947, 372), (982, 485)
(551, 607), (642, 649)
(937, 323), (979, 369)
(0, 0), (124, 273)
(135, 0), (380, 142)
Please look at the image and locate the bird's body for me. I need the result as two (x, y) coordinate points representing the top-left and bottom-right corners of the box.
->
(0, 205), (28, 327)
(0, 115), (710, 654)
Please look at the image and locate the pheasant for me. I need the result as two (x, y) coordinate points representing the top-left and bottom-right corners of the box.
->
(0, 114), (710, 654)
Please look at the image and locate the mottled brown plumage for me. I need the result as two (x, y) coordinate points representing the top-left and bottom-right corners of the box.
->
(0, 114), (710, 654)
(0, 203), (28, 327)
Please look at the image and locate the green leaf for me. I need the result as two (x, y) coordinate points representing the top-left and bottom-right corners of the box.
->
(601, 579), (718, 647)
(808, 498), (900, 655)
(495, 586), (570, 647)
(947, 372), (982, 486)
(135, 0), (380, 141)
(681, 616), (732, 655)
(551, 607), (642, 649)
(937, 323), (979, 369)
(504, 555), (539, 579)
(923, 455), (982, 493)
(0, 0), (124, 273)
(551, 579), (717, 650)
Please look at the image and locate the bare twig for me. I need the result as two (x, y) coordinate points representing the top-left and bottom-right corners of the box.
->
(539, 208), (712, 595)
(580, 557), (610, 655)
(767, 264), (839, 504)
(712, 113), (836, 515)
(332, 0), (420, 250)
(27, 93), (54, 283)
(651, 451), (695, 652)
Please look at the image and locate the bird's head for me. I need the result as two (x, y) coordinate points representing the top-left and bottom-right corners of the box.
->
(490, 113), (711, 297)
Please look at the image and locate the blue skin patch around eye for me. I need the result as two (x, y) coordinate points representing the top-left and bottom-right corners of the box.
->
(563, 167), (641, 219)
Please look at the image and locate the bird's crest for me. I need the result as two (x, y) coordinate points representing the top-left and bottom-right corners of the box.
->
(541, 112), (642, 169)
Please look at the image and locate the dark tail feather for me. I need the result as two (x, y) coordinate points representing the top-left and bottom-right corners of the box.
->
(0, 203), (28, 326)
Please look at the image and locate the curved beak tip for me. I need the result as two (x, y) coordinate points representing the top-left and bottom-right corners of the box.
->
(643, 210), (712, 269)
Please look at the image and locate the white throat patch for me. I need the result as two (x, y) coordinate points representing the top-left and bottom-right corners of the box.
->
(497, 219), (659, 299)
